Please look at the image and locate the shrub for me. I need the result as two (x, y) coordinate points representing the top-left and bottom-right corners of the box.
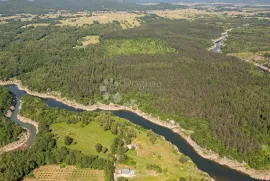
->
(64, 136), (73, 145)
(95, 143), (103, 153)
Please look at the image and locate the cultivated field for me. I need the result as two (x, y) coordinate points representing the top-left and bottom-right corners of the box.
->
(51, 121), (116, 157)
(24, 165), (104, 181)
(149, 8), (262, 21)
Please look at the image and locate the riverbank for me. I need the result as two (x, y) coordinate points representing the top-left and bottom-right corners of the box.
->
(0, 111), (30, 153)
(208, 29), (232, 52)
(0, 129), (30, 153)
(1, 80), (269, 180)
(17, 114), (39, 134)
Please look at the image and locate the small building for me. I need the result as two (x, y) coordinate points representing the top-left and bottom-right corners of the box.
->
(118, 168), (135, 175)
(127, 143), (138, 150)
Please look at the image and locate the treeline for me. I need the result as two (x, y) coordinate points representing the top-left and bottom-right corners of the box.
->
(222, 26), (270, 53)
(0, 86), (23, 147)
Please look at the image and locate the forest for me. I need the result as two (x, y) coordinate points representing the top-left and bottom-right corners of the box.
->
(0, 86), (23, 147)
(0, 14), (269, 171)
(0, 96), (117, 181)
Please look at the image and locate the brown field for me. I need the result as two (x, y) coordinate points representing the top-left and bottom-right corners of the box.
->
(56, 11), (142, 28)
(24, 165), (104, 181)
(149, 9), (255, 20)
(0, 14), (36, 21)
(80, 35), (100, 46)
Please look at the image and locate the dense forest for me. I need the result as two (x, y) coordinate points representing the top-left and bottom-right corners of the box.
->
(222, 27), (270, 53)
(0, 86), (23, 147)
(0, 14), (269, 171)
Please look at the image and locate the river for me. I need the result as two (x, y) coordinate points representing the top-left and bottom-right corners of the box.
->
(7, 85), (267, 181)
(212, 33), (228, 53)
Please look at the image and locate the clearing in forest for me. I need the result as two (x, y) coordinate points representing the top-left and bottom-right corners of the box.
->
(75, 35), (100, 48)
(24, 165), (104, 181)
(51, 121), (116, 157)
(104, 38), (176, 58)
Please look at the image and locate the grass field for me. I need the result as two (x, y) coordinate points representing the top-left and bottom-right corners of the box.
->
(116, 131), (209, 181)
(51, 117), (210, 180)
(51, 121), (116, 157)
(81, 35), (100, 46)
(24, 165), (104, 181)
(104, 38), (176, 58)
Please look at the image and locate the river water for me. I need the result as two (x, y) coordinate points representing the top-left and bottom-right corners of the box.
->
(212, 33), (227, 53)
(7, 85), (265, 181)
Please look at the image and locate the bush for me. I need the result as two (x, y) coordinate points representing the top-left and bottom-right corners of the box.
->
(64, 136), (73, 145)
(146, 164), (162, 173)
(95, 143), (103, 153)
(179, 177), (186, 181)
(102, 147), (108, 154)
(179, 155), (189, 164)
(118, 177), (128, 181)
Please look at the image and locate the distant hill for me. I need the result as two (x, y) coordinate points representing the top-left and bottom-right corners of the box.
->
(0, 0), (269, 15)
(0, 0), (139, 14)
(126, 0), (270, 4)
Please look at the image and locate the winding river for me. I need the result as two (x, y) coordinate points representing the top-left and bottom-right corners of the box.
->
(6, 85), (268, 181)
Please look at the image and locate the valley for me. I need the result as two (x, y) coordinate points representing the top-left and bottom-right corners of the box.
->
(0, 1), (269, 181)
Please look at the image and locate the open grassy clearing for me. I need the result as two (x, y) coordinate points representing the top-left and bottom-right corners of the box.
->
(116, 131), (209, 181)
(21, 23), (50, 28)
(104, 38), (176, 58)
(24, 165), (104, 181)
(80, 35), (100, 46)
(51, 121), (116, 157)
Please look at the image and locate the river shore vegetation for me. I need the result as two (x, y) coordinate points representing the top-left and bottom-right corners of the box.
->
(0, 86), (23, 147)
(0, 4), (269, 179)
(3, 95), (210, 181)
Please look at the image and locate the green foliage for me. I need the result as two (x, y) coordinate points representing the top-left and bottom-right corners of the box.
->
(223, 27), (270, 53)
(147, 130), (158, 145)
(104, 38), (176, 58)
(64, 136), (73, 145)
(118, 177), (128, 181)
(95, 143), (103, 153)
(0, 15), (269, 170)
(0, 86), (23, 146)
(179, 155), (189, 164)
(0, 86), (13, 114)
(146, 164), (162, 173)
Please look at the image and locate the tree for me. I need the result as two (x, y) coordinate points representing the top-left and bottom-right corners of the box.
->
(95, 143), (103, 153)
(64, 136), (73, 146)
(102, 147), (108, 154)
(179, 155), (189, 164)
